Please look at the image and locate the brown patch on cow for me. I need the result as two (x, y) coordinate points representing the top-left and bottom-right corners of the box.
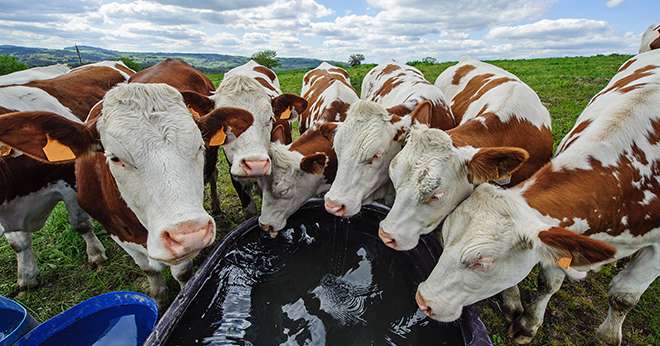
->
(377, 64), (401, 79)
(301, 68), (354, 133)
(271, 121), (292, 144)
(300, 153), (328, 175)
(449, 114), (553, 186)
(524, 153), (659, 238)
(18, 66), (127, 120)
(76, 153), (148, 245)
(272, 94), (307, 122)
(451, 73), (517, 121)
(538, 227), (617, 266)
(452, 64), (476, 85)
(255, 77), (278, 93)
(320, 100), (350, 123)
(0, 154), (77, 205)
(329, 67), (350, 79)
(130, 58), (214, 95)
(0, 106), (17, 115)
(558, 120), (592, 153)
(114, 63), (136, 77)
(467, 147), (529, 184)
(651, 35), (660, 51)
(253, 65), (276, 82)
(387, 104), (412, 117)
(647, 118), (660, 145)
(181, 90), (215, 116)
(591, 65), (658, 103)
(617, 59), (637, 73)
(374, 78), (404, 98)
(290, 123), (338, 182)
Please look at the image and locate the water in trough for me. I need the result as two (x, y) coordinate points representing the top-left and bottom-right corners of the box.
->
(166, 206), (463, 346)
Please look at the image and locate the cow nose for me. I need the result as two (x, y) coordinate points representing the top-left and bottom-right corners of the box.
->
(259, 222), (278, 238)
(324, 198), (346, 217)
(161, 219), (215, 259)
(240, 158), (271, 176)
(416, 291), (432, 316)
(378, 228), (397, 249)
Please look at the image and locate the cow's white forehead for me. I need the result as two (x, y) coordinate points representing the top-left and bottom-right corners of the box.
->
(270, 142), (300, 173)
(335, 100), (392, 159)
(98, 83), (202, 156)
(212, 74), (273, 122)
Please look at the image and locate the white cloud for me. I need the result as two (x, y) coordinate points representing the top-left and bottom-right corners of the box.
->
(606, 0), (624, 8)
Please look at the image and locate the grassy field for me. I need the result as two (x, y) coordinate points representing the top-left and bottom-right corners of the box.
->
(1, 54), (657, 345)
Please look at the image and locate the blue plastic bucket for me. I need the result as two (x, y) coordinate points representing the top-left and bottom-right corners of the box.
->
(0, 296), (38, 345)
(16, 291), (158, 346)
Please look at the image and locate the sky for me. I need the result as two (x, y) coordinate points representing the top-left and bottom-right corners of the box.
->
(1, 0), (657, 63)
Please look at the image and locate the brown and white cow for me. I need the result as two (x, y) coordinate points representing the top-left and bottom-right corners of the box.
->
(0, 63), (70, 86)
(0, 61), (133, 289)
(415, 50), (660, 346)
(259, 63), (358, 235)
(0, 61), (256, 303)
(639, 23), (660, 53)
(324, 62), (455, 217)
(220, 60), (307, 215)
(379, 59), (553, 251)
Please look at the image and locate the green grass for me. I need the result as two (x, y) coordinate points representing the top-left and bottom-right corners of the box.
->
(2, 54), (658, 345)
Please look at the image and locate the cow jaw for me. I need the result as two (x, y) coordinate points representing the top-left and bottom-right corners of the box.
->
(325, 101), (405, 217)
(98, 83), (216, 263)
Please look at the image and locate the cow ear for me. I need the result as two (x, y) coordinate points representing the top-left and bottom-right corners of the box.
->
(467, 147), (529, 184)
(410, 100), (432, 126)
(181, 90), (215, 116)
(195, 107), (254, 147)
(272, 94), (307, 121)
(538, 227), (617, 268)
(0, 111), (97, 163)
(271, 123), (287, 144)
(300, 152), (328, 175)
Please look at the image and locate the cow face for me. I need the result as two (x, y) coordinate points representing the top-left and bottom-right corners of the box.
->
(258, 143), (329, 236)
(380, 125), (528, 250)
(415, 184), (615, 322)
(324, 100), (411, 217)
(212, 75), (306, 178)
(0, 83), (254, 264)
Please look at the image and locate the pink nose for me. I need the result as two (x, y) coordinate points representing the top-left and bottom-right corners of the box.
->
(259, 222), (278, 238)
(324, 199), (346, 217)
(161, 219), (215, 259)
(416, 291), (432, 317)
(378, 228), (397, 249)
(240, 159), (271, 176)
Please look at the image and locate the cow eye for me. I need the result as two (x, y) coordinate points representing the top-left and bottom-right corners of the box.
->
(108, 155), (126, 167)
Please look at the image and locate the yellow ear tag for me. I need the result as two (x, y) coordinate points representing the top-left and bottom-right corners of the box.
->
(280, 107), (292, 120)
(209, 128), (227, 146)
(0, 144), (11, 157)
(557, 256), (572, 269)
(188, 106), (200, 117)
(43, 135), (76, 162)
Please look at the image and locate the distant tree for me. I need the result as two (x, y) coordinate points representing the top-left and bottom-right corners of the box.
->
(251, 50), (280, 69)
(0, 55), (28, 76)
(120, 56), (142, 71)
(407, 57), (438, 66)
(348, 54), (365, 67)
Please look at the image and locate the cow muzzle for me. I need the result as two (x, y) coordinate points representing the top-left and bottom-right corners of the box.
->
(239, 157), (271, 177)
(158, 217), (215, 263)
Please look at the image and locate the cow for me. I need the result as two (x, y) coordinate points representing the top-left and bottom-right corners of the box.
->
(0, 61), (134, 290)
(379, 59), (553, 251)
(0, 61), (257, 303)
(0, 63), (70, 86)
(639, 23), (660, 53)
(259, 63), (358, 236)
(324, 62), (455, 217)
(414, 50), (660, 346)
(220, 60), (307, 215)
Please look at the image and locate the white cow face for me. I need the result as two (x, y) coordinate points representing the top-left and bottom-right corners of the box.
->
(0, 83), (255, 264)
(324, 100), (409, 217)
(416, 184), (616, 322)
(380, 125), (529, 251)
(212, 75), (307, 178)
(259, 143), (329, 236)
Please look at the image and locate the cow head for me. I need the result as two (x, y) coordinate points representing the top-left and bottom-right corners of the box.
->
(324, 100), (432, 217)
(210, 75), (306, 178)
(415, 184), (616, 322)
(259, 123), (337, 236)
(379, 125), (528, 250)
(0, 83), (254, 264)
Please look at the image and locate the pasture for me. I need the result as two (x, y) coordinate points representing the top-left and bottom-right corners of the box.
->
(1, 54), (658, 345)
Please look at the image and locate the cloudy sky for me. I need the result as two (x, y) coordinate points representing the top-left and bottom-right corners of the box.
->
(1, 0), (657, 63)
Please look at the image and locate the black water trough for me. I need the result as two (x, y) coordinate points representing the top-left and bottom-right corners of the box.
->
(146, 200), (491, 346)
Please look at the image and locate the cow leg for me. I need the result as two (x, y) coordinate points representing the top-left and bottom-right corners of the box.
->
(5, 231), (38, 289)
(111, 236), (168, 306)
(596, 246), (659, 346)
(61, 189), (106, 267)
(510, 265), (565, 344)
(204, 148), (221, 216)
(171, 260), (194, 289)
(501, 285), (524, 322)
